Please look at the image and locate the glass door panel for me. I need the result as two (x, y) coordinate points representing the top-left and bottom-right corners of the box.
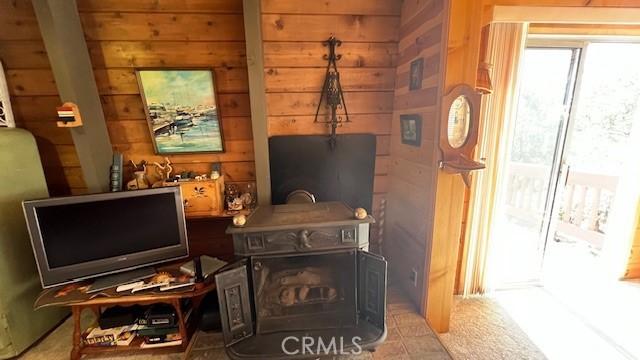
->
(544, 43), (640, 281)
(490, 47), (580, 288)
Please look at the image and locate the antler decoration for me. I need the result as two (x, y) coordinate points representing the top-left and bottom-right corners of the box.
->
(314, 35), (350, 150)
(153, 157), (173, 181)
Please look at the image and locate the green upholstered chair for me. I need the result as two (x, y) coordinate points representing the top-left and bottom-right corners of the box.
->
(0, 128), (68, 359)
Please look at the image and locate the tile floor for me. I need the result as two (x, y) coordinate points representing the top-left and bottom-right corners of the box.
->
(20, 285), (451, 360)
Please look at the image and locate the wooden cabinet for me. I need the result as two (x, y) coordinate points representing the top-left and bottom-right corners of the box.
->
(164, 177), (224, 218)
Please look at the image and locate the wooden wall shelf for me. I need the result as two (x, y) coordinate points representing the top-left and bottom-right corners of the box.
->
(440, 155), (485, 173)
(185, 209), (252, 220)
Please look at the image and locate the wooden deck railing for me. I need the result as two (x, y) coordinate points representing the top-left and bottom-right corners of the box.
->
(504, 162), (618, 250)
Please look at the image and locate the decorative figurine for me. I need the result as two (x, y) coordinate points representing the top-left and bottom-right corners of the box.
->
(354, 207), (367, 220)
(126, 160), (150, 190)
(240, 192), (253, 208)
(242, 182), (257, 209)
(233, 214), (247, 227)
(228, 197), (244, 211)
(225, 183), (242, 211)
(152, 157), (172, 187)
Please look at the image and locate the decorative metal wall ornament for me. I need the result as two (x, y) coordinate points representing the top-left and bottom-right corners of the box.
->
(314, 35), (350, 149)
(0, 60), (15, 128)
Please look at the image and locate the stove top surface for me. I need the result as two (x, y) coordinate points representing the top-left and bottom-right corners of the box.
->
(227, 202), (373, 234)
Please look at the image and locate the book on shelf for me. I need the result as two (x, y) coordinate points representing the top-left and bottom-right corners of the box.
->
(84, 324), (138, 347)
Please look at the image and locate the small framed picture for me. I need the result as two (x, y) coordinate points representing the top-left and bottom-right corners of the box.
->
(409, 58), (424, 91)
(136, 69), (225, 154)
(400, 114), (422, 147)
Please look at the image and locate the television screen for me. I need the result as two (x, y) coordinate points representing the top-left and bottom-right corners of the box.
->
(23, 187), (188, 288)
(37, 192), (182, 268)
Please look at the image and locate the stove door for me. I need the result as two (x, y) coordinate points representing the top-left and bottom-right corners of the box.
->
(215, 259), (254, 346)
(357, 251), (387, 329)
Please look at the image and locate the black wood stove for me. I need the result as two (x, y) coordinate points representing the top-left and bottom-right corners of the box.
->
(215, 201), (387, 359)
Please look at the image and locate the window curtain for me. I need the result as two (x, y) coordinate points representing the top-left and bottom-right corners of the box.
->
(460, 23), (528, 296)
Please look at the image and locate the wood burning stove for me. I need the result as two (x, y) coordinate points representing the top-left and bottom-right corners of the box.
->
(215, 202), (387, 359)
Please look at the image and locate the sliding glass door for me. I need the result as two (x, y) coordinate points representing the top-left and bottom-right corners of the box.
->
(490, 46), (581, 287)
(543, 43), (640, 284)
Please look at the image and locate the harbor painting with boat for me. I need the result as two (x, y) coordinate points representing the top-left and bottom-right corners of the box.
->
(136, 69), (224, 154)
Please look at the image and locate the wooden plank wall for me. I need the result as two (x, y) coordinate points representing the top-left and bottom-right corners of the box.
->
(384, 0), (447, 310)
(0, 0), (86, 195)
(77, 0), (255, 184)
(260, 0), (401, 220)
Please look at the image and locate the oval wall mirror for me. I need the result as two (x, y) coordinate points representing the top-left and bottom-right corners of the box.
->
(447, 95), (471, 148)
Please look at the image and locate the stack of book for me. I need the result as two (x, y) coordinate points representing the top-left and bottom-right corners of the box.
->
(83, 325), (137, 347)
(83, 324), (183, 348)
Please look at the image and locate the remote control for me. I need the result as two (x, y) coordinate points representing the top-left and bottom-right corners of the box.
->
(116, 281), (145, 293)
(130, 282), (168, 293)
(160, 281), (195, 292)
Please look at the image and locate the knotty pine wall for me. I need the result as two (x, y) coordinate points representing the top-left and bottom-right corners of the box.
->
(77, 0), (255, 184)
(260, 0), (401, 219)
(0, 0), (86, 195)
(385, 0), (447, 309)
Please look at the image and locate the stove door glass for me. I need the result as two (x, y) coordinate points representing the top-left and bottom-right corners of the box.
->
(252, 250), (358, 334)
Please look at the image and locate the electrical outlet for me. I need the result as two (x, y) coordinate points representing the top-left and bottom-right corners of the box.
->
(409, 269), (418, 287)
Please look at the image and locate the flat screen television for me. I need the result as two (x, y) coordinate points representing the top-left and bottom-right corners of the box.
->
(23, 187), (189, 288)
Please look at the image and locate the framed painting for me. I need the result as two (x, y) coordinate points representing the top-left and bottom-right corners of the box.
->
(409, 58), (424, 91)
(400, 114), (422, 147)
(136, 69), (224, 154)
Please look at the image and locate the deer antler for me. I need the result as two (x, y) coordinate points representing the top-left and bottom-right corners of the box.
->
(152, 157), (173, 180)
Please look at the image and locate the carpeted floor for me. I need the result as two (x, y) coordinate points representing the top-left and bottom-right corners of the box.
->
(438, 296), (546, 360)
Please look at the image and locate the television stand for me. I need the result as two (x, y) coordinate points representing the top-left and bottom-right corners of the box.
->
(66, 281), (216, 360)
(86, 267), (156, 293)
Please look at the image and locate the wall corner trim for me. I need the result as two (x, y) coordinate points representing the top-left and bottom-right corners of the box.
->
(243, 0), (271, 205)
(32, 0), (112, 193)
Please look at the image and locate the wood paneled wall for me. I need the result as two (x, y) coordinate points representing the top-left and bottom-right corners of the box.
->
(260, 0), (401, 217)
(0, 0), (86, 195)
(77, 0), (255, 184)
(384, 0), (447, 310)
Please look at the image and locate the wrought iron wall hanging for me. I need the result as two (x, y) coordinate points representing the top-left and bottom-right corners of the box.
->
(314, 35), (350, 149)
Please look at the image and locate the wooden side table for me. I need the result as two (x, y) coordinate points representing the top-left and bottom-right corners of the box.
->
(66, 282), (216, 360)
